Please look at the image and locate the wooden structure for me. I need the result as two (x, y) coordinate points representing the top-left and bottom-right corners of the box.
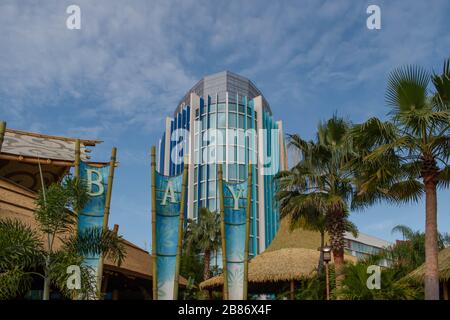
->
(406, 246), (450, 300)
(0, 124), (185, 299)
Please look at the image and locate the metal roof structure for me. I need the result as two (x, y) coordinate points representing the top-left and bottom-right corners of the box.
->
(344, 231), (391, 249)
(175, 70), (272, 115)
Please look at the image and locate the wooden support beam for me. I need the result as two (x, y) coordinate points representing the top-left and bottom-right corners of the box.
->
(444, 280), (449, 300)
(290, 280), (295, 300)
(4, 127), (101, 146)
(0, 121), (6, 153)
(0, 153), (110, 168)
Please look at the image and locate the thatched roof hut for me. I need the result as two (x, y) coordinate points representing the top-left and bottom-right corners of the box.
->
(406, 247), (450, 282)
(200, 218), (356, 296)
(200, 248), (356, 290)
(265, 218), (329, 252)
(201, 248), (317, 289)
(405, 247), (450, 300)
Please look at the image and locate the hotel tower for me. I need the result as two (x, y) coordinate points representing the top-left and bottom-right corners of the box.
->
(157, 71), (287, 255)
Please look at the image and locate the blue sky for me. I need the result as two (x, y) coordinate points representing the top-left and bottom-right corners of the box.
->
(1, 0), (449, 249)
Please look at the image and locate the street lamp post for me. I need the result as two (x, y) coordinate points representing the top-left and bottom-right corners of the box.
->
(322, 244), (332, 300)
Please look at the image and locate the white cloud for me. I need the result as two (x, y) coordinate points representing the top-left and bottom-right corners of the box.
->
(1, 0), (449, 138)
(1, 0), (449, 248)
(0, 0), (196, 134)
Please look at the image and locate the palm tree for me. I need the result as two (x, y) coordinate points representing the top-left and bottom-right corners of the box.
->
(277, 115), (356, 288)
(184, 208), (221, 281)
(0, 177), (125, 300)
(350, 60), (450, 299)
(389, 225), (450, 271)
(277, 172), (359, 275)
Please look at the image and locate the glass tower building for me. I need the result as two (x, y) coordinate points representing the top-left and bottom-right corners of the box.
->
(157, 71), (287, 255)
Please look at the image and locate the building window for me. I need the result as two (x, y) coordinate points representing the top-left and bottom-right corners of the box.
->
(228, 164), (238, 180)
(209, 113), (216, 128)
(201, 182), (206, 199)
(226, 145), (235, 163)
(208, 164), (216, 180)
(237, 147), (245, 164)
(239, 164), (245, 180)
(201, 165), (207, 180)
(238, 114), (245, 128)
(208, 181), (216, 194)
(229, 113), (237, 129)
(218, 113), (226, 128)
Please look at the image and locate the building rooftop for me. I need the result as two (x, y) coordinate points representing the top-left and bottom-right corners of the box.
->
(0, 126), (106, 191)
(175, 70), (272, 115)
(344, 231), (391, 249)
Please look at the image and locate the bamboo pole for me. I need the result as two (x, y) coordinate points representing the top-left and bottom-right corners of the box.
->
(0, 154), (107, 167)
(71, 139), (81, 300)
(0, 121), (6, 153)
(151, 146), (158, 300)
(174, 158), (188, 300)
(74, 139), (81, 238)
(243, 163), (252, 300)
(218, 164), (228, 300)
(96, 147), (117, 298)
(102, 147), (117, 230)
(74, 139), (81, 180)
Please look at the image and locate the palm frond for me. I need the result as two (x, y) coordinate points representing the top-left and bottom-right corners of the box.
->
(386, 64), (430, 113)
(391, 225), (416, 240)
(431, 58), (450, 110)
(48, 249), (98, 299)
(0, 218), (44, 270)
(64, 226), (126, 266)
(437, 165), (450, 189)
(0, 267), (33, 300)
(344, 220), (359, 238)
(185, 208), (221, 253)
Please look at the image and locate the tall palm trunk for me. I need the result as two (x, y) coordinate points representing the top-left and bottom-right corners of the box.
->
(327, 210), (345, 291)
(424, 176), (439, 300)
(203, 249), (211, 281)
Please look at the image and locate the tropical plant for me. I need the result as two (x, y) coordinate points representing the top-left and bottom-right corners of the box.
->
(0, 177), (126, 300)
(180, 243), (204, 285)
(350, 60), (450, 299)
(184, 208), (221, 281)
(387, 225), (450, 271)
(294, 274), (328, 300)
(297, 265), (337, 300)
(0, 219), (42, 299)
(339, 262), (422, 300)
(276, 115), (357, 288)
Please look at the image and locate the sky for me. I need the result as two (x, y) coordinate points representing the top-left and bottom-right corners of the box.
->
(1, 0), (449, 249)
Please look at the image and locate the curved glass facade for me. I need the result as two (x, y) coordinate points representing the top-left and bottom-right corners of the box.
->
(157, 71), (287, 255)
